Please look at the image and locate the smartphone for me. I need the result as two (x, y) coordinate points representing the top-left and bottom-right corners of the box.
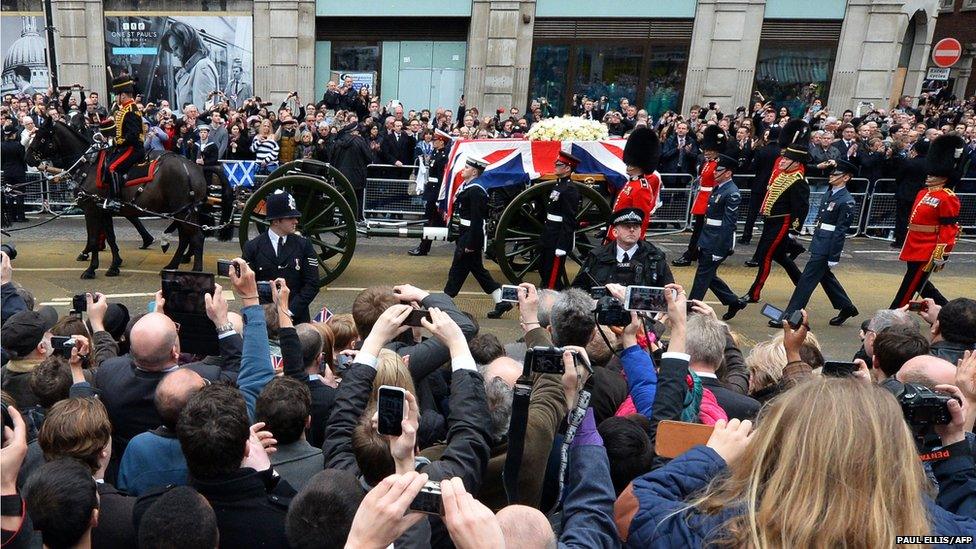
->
(624, 286), (671, 313)
(50, 336), (76, 359)
(72, 294), (88, 313)
(760, 303), (785, 322)
(822, 361), (858, 377)
(161, 271), (215, 315)
(409, 481), (444, 515)
(216, 259), (239, 278)
(377, 385), (406, 436)
(403, 309), (431, 327)
(907, 301), (928, 312)
(257, 281), (274, 305)
(499, 285), (522, 303)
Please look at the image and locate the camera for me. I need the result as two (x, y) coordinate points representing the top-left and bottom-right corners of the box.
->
(760, 303), (803, 329)
(50, 336), (76, 359)
(525, 346), (567, 374)
(1, 242), (16, 260)
(499, 285), (523, 303)
(589, 286), (609, 300)
(594, 296), (630, 327)
(216, 259), (240, 278)
(409, 480), (443, 515)
(257, 281), (274, 304)
(894, 382), (957, 428)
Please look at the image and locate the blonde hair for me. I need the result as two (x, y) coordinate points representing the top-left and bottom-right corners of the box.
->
(746, 332), (821, 394)
(369, 349), (416, 407)
(689, 378), (932, 548)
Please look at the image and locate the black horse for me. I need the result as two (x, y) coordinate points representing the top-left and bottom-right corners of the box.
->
(26, 117), (208, 277)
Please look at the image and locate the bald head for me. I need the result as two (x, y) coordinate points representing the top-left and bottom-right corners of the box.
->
(155, 368), (206, 430)
(485, 356), (522, 388)
(496, 505), (555, 549)
(895, 355), (956, 388)
(130, 312), (179, 370)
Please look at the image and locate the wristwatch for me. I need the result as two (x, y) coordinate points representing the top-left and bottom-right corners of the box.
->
(217, 322), (234, 334)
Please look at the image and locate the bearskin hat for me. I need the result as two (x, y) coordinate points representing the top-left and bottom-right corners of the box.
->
(700, 125), (728, 152)
(778, 119), (810, 162)
(623, 127), (661, 173)
(925, 134), (966, 180)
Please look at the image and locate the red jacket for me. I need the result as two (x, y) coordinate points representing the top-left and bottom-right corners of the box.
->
(900, 186), (960, 263)
(690, 160), (715, 216)
(608, 172), (660, 240)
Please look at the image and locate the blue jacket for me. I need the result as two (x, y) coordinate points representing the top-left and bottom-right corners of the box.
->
(617, 445), (976, 548)
(117, 428), (187, 496)
(809, 185), (856, 262)
(559, 442), (621, 548)
(698, 178), (740, 258)
(619, 345), (657, 418)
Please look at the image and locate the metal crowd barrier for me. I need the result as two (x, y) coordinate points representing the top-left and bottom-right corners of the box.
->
(861, 178), (976, 241)
(364, 164), (426, 217)
(1, 170), (71, 214)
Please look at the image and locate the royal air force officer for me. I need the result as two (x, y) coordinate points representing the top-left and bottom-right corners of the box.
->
(243, 190), (321, 323)
(780, 159), (860, 327)
(688, 152), (748, 321)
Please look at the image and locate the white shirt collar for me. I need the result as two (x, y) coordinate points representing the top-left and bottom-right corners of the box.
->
(616, 244), (636, 262)
(693, 370), (718, 379)
(268, 229), (286, 251)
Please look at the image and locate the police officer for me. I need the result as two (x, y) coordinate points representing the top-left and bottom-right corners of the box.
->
(674, 125), (728, 267)
(444, 157), (511, 318)
(572, 207), (674, 289)
(688, 152), (748, 321)
(104, 75), (144, 212)
(780, 159), (859, 327)
(539, 151), (581, 289)
(745, 120), (810, 303)
(242, 191), (320, 323)
(608, 127), (661, 241)
(890, 134), (963, 308)
(409, 128), (452, 256)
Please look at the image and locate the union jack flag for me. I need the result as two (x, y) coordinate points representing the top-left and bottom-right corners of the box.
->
(314, 306), (334, 323)
(437, 139), (629, 217)
(270, 352), (283, 372)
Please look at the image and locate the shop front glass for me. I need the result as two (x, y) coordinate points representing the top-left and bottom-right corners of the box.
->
(754, 44), (835, 118)
(332, 42), (380, 72)
(528, 44), (570, 115)
(574, 45), (642, 112)
(643, 46), (688, 119)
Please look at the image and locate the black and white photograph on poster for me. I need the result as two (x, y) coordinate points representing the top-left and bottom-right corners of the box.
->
(1, 15), (49, 97)
(104, 15), (252, 113)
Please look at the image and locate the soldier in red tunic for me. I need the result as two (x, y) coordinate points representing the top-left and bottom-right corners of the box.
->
(673, 125), (728, 267)
(890, 134), (964, 308)
(608, 127), (661, 242)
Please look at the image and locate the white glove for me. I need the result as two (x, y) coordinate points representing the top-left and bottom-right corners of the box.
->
(828, 261), (838, 268)
(712, 255), (723, 262)
(555, 249), (567, 257)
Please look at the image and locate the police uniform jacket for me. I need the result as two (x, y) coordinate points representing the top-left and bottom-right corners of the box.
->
(540, 176), (579, 253)
(424, 144), (451, 202)
(243, 232), (320, 322)
(572, 239), (674, 289)
(114, 99), (144, 148)
(453, 178), (490, 252)
(809, 186), (856, 262)
(698, 178), (741, 258)
(900, 187), (960, 263)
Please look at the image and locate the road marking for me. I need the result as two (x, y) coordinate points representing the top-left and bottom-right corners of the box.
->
(17, 268), (165, 274)
(44, 290), (236, 304)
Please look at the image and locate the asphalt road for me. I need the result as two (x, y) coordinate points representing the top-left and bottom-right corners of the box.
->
(5, 215), (974, 359)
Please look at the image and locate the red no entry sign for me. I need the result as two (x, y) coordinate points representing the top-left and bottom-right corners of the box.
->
(932, 38), (962, 68)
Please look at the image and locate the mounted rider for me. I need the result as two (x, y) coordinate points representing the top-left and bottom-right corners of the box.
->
(104, 75), (145, 211)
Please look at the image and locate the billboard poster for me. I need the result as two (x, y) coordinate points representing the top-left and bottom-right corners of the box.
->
(105, 15), (252, 113)
(1, 14), (50, 96)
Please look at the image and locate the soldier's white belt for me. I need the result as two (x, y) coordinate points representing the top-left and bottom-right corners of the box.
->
(458, 218), (471, 227)
(698, 187), (713, 193)
(546, 214), (563, 222)
(818, 223), (836, 232)
(705, 218), (722, 226)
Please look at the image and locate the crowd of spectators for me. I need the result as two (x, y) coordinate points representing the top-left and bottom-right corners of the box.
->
(1, 235), (976, 547)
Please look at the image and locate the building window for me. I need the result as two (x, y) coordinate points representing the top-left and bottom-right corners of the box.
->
(643, 47), (688, 119)
(574, 45), (643, 113)
(963, 0), (976, 10)
(332, 43), (380, 72)
(938, 0), (955, 11)
(754, 44), (835, 118)
(529, 44), (570, 114)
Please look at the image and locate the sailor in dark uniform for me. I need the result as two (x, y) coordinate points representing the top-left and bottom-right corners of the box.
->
(571, 207), (674, 289)
(443, 156), (511, 318)
(409, 128), (452, 256)
(242, 191), (320, 323)
(197, 124), (234, 241)
(780, 158), (859, 326)
(688, 151), (748, 321)
(539, 151), (581, 289)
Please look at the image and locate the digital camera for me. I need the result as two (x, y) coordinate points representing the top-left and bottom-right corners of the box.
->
(895, 382), (956, 428)
(594, 296), (630, 327)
